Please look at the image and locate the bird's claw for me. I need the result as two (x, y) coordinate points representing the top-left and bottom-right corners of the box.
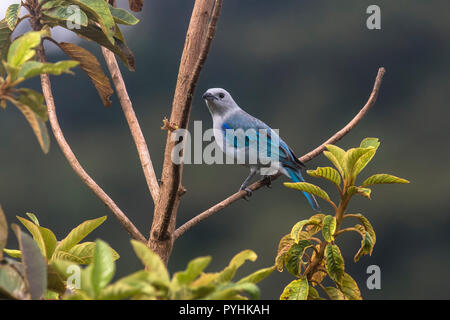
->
(263, 176), (272, 188)
(240, 187), (253, 201)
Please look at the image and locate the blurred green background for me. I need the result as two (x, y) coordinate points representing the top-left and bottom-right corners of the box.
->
(1, 0), (450, 299)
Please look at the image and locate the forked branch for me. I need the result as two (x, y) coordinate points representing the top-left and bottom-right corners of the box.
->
(174, 67), (386, 239)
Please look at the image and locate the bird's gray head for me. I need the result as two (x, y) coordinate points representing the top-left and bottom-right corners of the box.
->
(202, 88), (240, 116)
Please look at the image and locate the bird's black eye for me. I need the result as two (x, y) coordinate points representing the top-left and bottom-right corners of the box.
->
(219, 93), (225, 99)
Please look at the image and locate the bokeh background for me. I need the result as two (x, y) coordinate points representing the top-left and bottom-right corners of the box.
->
(1, 0), (449, 299)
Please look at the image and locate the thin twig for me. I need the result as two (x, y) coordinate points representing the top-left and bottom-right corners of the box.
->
(101, 47), (160, 204)
(174, 67), (386, 240)
(37, 46), (146, 243)
(148, 0), (222, 263)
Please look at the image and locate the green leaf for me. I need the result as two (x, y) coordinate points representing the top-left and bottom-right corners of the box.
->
(237, 266), (275, 284)
(17, 60), (78, 80)
(280, 278), (309, 300)
(3, 249), (21, 259)
(25, 213), (39, 226)
(205, 282), (260, 300)
(360, 137), (380, 149)
(66, 241), (119, 264)
(275, 234), (294, 272)
(17, 88), (47, 120)
(70, 0), (117, 44)
(285, 240), (312, 276)
(99, 270), (154, 300)
(91, 239), (115, 298)
(307, 166), (341, 188)
(5, 4), (21, 31)
(307, 285), (323, 300)
(109, 5), (139, 25)
(344, 147), (376, 181)
(16, 216), (47, 257)
(56, 42), (114, 107)
(47, 264), (67, 295)
(284, 182), (331, 203)
(290, 214), (325, 243)
(55, 216), (107, 254)
(0, 20), (13, 76)
(12, 224), (47, 300)
(324, 144), (346, 177)
(7, 31), (45, 67)
(42, 4), (88, 27)
(173, 256), (211, 286)
(348, 186), (372, 199)
(362, 173), (410, 187)
(350, 213), (376, 245)
(130, 240), (170, 284)
(324, 286), (345, 300)
(325, 244), (345, 285)
(0, 205), (7, 259)
(219, 250), (258, 282)
(322, 215), (336, 242)
(354, 231), (374, 262)
(339, 273), (362, 300)
(9, 97), (50, 154)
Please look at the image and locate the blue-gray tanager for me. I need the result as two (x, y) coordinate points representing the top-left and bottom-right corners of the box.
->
(202, 88), (320, 211)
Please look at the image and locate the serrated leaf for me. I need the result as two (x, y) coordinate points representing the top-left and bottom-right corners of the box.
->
(307, 167), (341, 188)
(55, 216), (107, 254)
(339, 273), (362, 300)
(9, 97), (50, 154)
(354, 231), (374, 262)
(109, 5), (139, 25)
(285, 240), (312, 276)
(325, 244), (345, 285)
(322, 215), (336, 242)
(57, 42), (114, 107)
(348, 186), (372, 199)
(350, 214), (376, 245)
(12, 224), (47, 300)
(130, 240), (170, 284)
(173, 256), (211, 286)
(7, 31), (45, 67)
(220, 250), (257, 282)
(91, 239), (115, 298)
(5, 4), (20, 31)
(280, 278), (308, 300)
(284, 182), (331, 203)
(362, 173), (410, 187)
(324, 144), (346, 177)
(237, 266), (275, 284)
(66, 241), (120, 264)
(0, 205), (7, 259)
(70, 0), (116, 44)
(42, 4), (88, 27)
(17, 60), (78, 80)
(275, 234), (294, 272)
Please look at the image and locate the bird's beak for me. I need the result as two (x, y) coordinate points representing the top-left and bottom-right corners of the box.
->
(202, 92), (217, 101)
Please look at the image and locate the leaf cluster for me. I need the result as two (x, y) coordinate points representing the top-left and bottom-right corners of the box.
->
(278, 138), (409, 300)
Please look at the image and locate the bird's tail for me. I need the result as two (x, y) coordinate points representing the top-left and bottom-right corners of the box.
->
(286, 167), (320, 212)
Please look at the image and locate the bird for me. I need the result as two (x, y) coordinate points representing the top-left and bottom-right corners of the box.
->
(202, 88), (320, 212)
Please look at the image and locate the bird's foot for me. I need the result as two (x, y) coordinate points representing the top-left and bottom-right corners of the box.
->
(263, 176), (272, 188)
(240, 187), (253, 201)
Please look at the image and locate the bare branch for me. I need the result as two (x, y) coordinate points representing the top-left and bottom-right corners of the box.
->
(174, 67), (386, 240)
(101, 47), (160, 204)
(37, 46), (146, 243)
(148, 0), (222, 263)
